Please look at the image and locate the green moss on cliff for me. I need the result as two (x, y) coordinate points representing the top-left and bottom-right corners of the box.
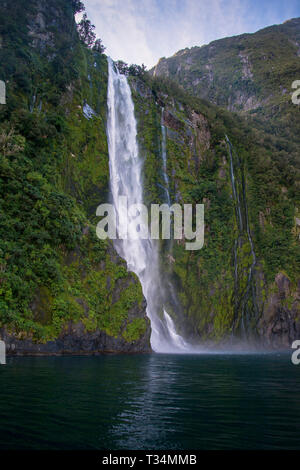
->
(0, 0), (148, 347)
(132, 65), (299, 343)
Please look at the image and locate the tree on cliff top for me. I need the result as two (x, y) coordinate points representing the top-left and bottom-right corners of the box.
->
(77, 13), (96, 47)
(72, 0), (85, 14)
(93, 38), (106, 54)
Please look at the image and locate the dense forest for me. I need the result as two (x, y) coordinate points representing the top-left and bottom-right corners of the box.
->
(0, 0), (299, 353)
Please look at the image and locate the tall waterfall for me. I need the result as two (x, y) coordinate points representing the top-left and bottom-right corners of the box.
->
(106, 58), (189, 353)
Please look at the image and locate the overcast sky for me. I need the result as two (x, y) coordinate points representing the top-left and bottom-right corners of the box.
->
(81, 0), (300, 68)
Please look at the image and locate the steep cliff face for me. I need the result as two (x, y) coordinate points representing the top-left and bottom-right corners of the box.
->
(151, 18), (300, 114)
(145, 18), (300, 348)
(0, 0), (151, 354)
(0, 1), (299, 352)
(131, 69), (300, 348)
(151, 19), (300, 194)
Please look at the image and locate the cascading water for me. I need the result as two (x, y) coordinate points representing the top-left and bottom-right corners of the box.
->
(160, 108), (171, 206)
(106, 58), (190, 353)
(225, 135), (259, 337)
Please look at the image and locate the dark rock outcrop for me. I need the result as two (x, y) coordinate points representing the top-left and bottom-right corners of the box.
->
(1, 318), (151, 355)
(259, 273), (300, 348)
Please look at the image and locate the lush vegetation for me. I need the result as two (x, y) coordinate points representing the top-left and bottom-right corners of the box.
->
(132, 54), (300, 341)
(0, 0), (148, 345)
(0, 0), (298, 347)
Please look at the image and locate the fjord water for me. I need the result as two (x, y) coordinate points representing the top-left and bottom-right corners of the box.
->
(0, 353), (300, 450)
(106, 59), (189, 353)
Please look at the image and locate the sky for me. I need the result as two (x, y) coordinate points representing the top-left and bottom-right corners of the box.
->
(81, 0), (300, 68)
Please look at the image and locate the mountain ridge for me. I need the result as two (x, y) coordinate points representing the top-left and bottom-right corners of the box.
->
(151, 17), (300, 116)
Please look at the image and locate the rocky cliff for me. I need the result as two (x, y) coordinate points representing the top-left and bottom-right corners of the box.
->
(144, 19), (300, 348)
(0, 0), (299, 352)
(0, 0), (151, 354)
(131, 59), (300, 348)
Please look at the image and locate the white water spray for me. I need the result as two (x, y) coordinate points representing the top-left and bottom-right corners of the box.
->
(106, 58), (190, 353)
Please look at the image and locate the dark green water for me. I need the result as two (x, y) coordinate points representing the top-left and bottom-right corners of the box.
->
(0, 353), (299, 450)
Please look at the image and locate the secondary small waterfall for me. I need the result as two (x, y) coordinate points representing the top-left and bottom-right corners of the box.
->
(106, 58), (189, 353)
(161, 108), (171, 206)
(225, 135), (259, 337)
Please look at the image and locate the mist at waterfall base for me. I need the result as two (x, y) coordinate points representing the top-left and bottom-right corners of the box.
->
(106, 58), (196, 354)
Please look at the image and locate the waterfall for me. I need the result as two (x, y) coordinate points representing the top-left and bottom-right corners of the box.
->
(226, 134), (243, 231)
(225, 135), (259, 337)
(106, 58), (189, 353)
(161, 108), (171, 206)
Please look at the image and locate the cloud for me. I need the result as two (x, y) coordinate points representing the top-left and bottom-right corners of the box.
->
(83, 0), (300, 68)
(83, 0), (157, 66)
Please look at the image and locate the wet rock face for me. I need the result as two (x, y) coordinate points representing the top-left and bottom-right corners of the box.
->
(1, 318), (152, 356)
(264, 304), (299, 349)
(191, 110), (210, 155)
(129, 79), (152, 99)
(27, 0), (76, 54)
(259, 273), (300, 349)
(163, 109), (185, 133)
(275, 272), (291, 299)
